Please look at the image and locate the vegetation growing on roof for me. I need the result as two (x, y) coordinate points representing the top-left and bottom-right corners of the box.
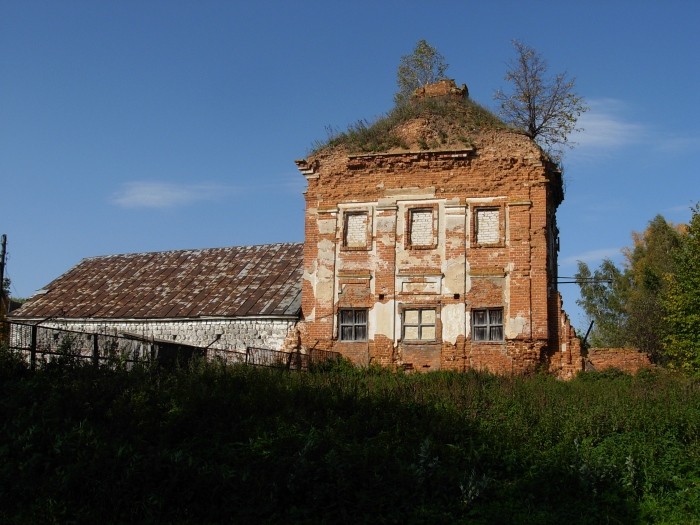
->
(394, 39), (449, 105)
(311, 93), (506, 155)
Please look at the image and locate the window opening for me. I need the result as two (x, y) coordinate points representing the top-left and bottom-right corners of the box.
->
(472, 308), (504, 341)
(403, 308), (437, 341)
(339, 308), (368, 341)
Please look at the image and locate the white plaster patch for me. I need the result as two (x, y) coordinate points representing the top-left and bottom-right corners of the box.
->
(370, 300), (395, 339)
(376, 216), (395, 233)
(443, 263), (465, 295)
(506, 316), (527, 338)
(442, 303), (465, 344)
(317, 218), (337, 235)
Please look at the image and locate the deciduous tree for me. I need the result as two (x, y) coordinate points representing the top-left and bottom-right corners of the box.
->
(394, 40), (449, 105)
(495, 41), (587, 161)
(575, 259), (629, 348)
(576, 215), (682, 361)
(663, 204), (700, 373)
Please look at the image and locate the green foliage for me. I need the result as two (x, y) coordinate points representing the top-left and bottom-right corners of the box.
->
(395, 39), (448, 105)
(575, 258), (629, 348)
(313, 95), (504, 154)
(625, 215), (683, 361)
(576, 214), (684, 362)
(663, 204), (700, 373)
(1, 351), (699, 524)
(495, 40), (587, 162)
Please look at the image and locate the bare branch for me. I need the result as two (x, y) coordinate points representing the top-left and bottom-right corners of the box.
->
(495, 40), (587, 161)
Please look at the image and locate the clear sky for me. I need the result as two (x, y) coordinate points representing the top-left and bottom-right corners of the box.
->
(2, 1), (698, 331)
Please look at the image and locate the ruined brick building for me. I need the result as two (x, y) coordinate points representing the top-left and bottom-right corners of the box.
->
(10, 79), (582, 375)
(295, 79), (581, 376)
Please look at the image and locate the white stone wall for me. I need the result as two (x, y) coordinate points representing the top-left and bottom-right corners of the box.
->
(12, 318), (297, 354)
(345, 212), (368, 247)
(476, 209), (500, 244)
(410, 209), (434, 246)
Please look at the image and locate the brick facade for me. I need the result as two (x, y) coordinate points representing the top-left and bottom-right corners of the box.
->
(296, 112), (581, 376)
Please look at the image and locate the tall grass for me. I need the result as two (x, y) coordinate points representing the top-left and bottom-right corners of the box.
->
(1, 348), (698, 524)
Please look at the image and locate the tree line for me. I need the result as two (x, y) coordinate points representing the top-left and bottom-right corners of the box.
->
(576, 204), (700, 373)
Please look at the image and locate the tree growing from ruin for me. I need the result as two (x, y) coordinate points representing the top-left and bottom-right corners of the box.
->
(495, 41), (587, 161)
(394, 39), (449, 105)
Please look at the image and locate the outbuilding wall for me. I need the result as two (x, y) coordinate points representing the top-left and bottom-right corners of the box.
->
(11, 318), (298, 354)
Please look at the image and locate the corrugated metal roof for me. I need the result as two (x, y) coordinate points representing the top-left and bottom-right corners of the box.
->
(11, 243), (303, 320)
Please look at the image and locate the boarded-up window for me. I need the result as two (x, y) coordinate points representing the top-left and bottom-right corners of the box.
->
(476, 208), (500, 244)
(410, 209), (433, 246)
(344, 212), (368, 248)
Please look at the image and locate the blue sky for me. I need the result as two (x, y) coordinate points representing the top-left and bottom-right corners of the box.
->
(2, 1), (698, 331)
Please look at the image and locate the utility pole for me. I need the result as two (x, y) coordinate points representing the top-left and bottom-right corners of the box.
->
(0, 234), (6, 299)
(0, 234), (6, 326)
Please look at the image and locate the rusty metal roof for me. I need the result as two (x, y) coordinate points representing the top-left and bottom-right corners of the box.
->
(11, 243), (303, 320)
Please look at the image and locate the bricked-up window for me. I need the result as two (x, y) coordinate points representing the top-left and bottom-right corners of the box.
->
(409, 208), (434, 247)
(343, 212), (369, 248)
(339, 309), (368, 341)
(472, 308), (504, 342)
(403, 308), (436, 341)
(475, 208), (500, 244)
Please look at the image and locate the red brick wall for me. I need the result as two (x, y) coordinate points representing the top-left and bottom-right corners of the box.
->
(587, 348), (652, 374)
(296, 129), (580, 375)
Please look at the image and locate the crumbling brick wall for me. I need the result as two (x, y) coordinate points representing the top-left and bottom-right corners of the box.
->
(586, 348), (652, 374)
(297, 126), (580, 375)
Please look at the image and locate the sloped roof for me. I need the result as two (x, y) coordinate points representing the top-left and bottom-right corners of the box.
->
(11, 243), (303, 320)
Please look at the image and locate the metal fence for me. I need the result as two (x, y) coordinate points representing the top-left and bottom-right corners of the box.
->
(8, 321), (153, 369)
(212, 346), (342, 371)
(5, 321), (341, 372)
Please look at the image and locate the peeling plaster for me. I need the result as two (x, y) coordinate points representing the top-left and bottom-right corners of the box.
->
(318, 218), (336, 235)
(443, 262), (465, 295)
(442, 303), (465, 344)
(371, 300), (395, 340)
(506, 316), (527, 338)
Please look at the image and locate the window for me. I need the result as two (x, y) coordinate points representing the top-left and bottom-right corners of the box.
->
(343, 211), (369, 249)
(339, 308), (368, 341)
(409, 208), (434, 247)
(475, 208), (500, 245)
(403, 308), (437, 341)
(472, 308), (504, 342)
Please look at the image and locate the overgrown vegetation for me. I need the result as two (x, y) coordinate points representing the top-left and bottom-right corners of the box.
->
(312, 95), (505, 155)
(1, 347), (699, 524)
(394, 39), (449, 105)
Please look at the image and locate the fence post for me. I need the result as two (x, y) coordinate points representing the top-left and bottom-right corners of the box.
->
(30, 324), (37, 371)
(245, 347), (250, 365)
(92, 333), (99, 368)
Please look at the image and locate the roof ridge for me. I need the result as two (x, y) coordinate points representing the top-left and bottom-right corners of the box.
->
(81, 241), (304, 261)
